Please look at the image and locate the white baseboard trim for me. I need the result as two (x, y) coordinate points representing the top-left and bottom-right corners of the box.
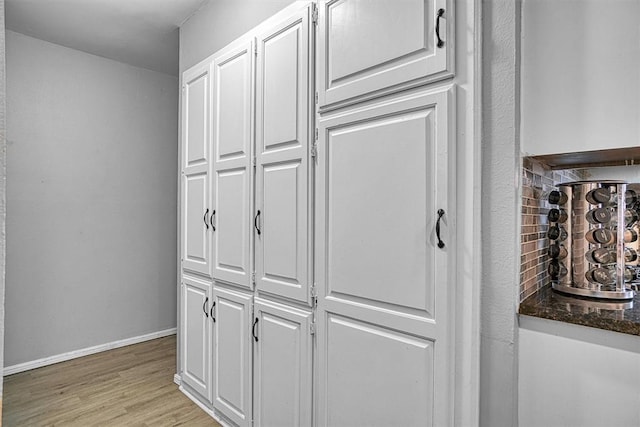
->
(174, 373), (182, 385)
(179, 385), (232, 427)
(4, 327), (177, 376)
(179, 386), (216, 418)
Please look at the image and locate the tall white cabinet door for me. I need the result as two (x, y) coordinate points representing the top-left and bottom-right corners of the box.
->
(315, 86), (455, 427)
(212, 286), (253, 427)
(182, 63), (213, 277)
(317, 0), (453, 109)
(255, 4), (313, 305)
(253, 298), (312, 427)
(212, 40), (255, 289)
(180, 276), (212, 401)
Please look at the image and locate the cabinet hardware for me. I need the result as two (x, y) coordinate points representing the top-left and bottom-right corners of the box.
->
(310, 323), (316, 335)
(202, 296), (209, 317)
(312, 7), (318, 24)
(203, 208), (209, 230)
(254, 210), (262, 235)
(211, 210), (216, 231)
(436, 8), (445, 48)
(436, 209), (445, 248)
(210, 301), (216, 322)
(252, 317), (259, 342)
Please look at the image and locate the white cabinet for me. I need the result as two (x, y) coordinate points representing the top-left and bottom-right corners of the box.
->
(315, 86), (455, 427)
(179, 1), (464, 426)
(181, 63), (213, 277)
(317, 0), (453, 109)
(211, 286), (253, 427)
(211, 39), (255, 290)
(255, 5), (313, 305)
(180, 275), (213, 402)
(253, 298), (313, 427)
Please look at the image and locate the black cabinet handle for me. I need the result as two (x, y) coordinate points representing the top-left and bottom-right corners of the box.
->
(436, 209), (445, 249)
(210, 301), (216, 322)
(211, 210), (216, 232)
(436, 8), (445, 48)
(254, 210), (261, 235)
(202, 296), (209, 317)
(252, 317), (259, 342)
(203, 208), (209, 230)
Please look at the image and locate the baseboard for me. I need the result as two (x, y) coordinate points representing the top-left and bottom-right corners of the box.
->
(179, 385), (232, 427)
(174, 373), (182, 385)
(179, 386), (216, 418)
(3, 328), (177, 376)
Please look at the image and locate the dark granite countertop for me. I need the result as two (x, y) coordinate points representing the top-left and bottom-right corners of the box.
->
(519, 284), (640, 336)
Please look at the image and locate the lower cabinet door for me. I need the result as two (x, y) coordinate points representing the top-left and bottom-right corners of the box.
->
(212, 286), (253, 426)
(253, 298), (313, 427)
(180, 275), (213, 402)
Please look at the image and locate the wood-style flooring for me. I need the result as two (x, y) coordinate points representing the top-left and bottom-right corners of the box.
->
(2, 335), (220, 426)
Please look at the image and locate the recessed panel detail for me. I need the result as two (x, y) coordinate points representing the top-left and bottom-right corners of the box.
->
(327, 109), (435, 316)
(185, 173), (207, 263)
(216, 169), (247, 273)
(186, 74), (208, 166)
(327, 0), (427, 83)
(325, 314), (434, 427)
(216, 52), (250, 160)
(263, 161), (301, 284)
(262, 24), (301, 152)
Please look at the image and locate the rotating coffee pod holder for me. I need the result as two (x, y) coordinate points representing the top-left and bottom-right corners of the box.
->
(547, 181), (638, 300)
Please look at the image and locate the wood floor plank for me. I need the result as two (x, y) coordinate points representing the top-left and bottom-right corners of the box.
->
(2, 335), (220, 426)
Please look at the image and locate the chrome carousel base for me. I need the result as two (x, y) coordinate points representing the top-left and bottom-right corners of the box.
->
(552, 282), (636, 300)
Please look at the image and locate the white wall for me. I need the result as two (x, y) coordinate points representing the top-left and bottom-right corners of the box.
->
(5, 31), (178, 367)
(0, 0), (6, 402)
(179, 0), (295, 74)
(519, 316), (640, 427)
(521, 0), (640, 156)
(481, 0), (521, 425)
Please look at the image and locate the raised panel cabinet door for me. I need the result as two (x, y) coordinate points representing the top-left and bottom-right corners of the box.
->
(212, 39), (254, 289)
(180, 276), (213, 402)
(317, 0), (453, 109)
(255, 4), (313, 305)
(315, 86), (455, 427)
(253, 298), (312, 427)
(181, 62), (213, 277)
(212, 286), (253, 427)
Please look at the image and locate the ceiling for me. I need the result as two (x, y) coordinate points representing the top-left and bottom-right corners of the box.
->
(5, 0), (209, 76)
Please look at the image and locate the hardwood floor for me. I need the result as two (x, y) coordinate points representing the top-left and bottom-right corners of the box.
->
(2, 335), (220, 426)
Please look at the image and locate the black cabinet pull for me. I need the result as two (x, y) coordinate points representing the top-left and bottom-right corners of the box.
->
(436, 209), (445, 249)
(211, 210), (216, 232)
(254, 210), (261, 235)
(202, 296), (209, 317)
(210, 301), (216, 322)
(203, 208), (209, 230)
(436, 8), (445, 48)
(252, 317), (259, 342)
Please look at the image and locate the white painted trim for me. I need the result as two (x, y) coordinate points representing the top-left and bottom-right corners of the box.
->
(179, 385), (215, 418)
(174, 373), (182, 385)
(179, 386), (233, 427)
(4, 328), (177, 376)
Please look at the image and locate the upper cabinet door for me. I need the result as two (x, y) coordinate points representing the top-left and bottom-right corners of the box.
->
(211, 39), (254, 289)
(317, 0), (453, 109)
(254, 4), (312, 305)
(182, 62), (213, 277)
